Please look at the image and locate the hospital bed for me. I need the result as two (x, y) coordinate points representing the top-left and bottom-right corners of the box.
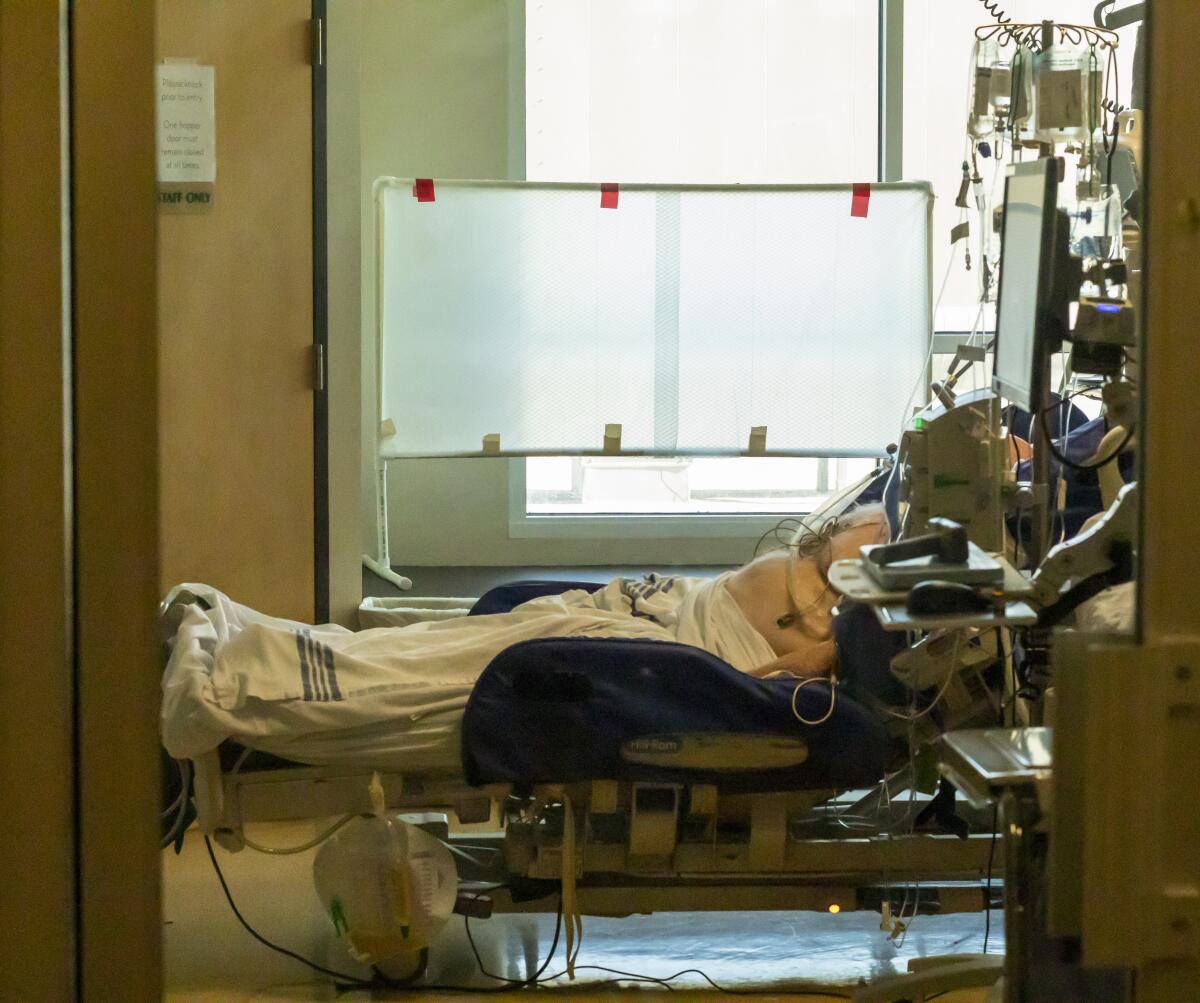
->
(167, 576), (1003, 922)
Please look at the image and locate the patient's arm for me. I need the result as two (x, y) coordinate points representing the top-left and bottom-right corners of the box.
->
(744, 640), (836, 679)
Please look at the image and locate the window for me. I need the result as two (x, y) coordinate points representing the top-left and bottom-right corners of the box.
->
(519, 0), (881, 530)
(526, 0), (878, 185)
(526, 456), (880, 515)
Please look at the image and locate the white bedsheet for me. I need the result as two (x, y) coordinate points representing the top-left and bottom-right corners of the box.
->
(1073, 581), (1135, 634)
(160, 575), (774, 772)
(523, 572), (775, 672)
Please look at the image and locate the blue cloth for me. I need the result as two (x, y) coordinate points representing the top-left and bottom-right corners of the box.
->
(1012, 415), (1136, 543)
(470, 580), (605, 616)
(833, 601), (910, 707)
(1004, 394), (1090, 442)
(461, 636), (889, 793)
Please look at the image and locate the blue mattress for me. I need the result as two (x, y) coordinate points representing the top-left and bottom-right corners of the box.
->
(462, 581), (890, 794)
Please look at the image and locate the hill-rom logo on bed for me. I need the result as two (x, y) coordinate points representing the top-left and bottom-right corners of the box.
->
(620, 733), (808, 770)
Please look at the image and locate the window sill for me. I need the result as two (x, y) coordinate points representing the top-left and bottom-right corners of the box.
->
(508, 512), (800, 540)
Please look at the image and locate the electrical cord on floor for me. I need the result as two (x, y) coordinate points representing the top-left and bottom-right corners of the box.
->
(535, 964), (857, 997)
(205, 833), (859, 997)
(462, 895), (563, 989)
(465, 904), (858, 996)
(203, 835), (373, 987)
(205, 834), (561, 993)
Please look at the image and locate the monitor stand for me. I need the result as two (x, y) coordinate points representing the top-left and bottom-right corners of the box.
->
(1026, 353), (1053, 566)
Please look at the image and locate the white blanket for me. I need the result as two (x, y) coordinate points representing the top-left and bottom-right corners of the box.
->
(1073, 580), (1134, 634)
(526, 572), (775, 671)
(161, 575), (774, 772)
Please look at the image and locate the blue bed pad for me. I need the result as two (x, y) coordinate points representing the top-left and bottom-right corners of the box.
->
(462, 636), (888, 793)
(469, 579), (604, 616)
(462, 577), (889, 793)
(463, 579), (890, 793)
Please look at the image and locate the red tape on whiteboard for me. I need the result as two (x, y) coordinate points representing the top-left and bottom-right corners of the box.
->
(413, 178), (435, 202)
(850, 182), (871, 218)
(600, 183), (619, 209)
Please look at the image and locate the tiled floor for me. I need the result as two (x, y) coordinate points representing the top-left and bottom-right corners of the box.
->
(164, 821), (1002, 1000)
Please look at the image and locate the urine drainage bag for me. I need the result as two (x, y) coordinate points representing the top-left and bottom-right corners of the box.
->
(313, 792), (457, 972)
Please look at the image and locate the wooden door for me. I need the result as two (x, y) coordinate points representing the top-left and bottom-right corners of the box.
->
(0, 6), (79, 998)
(157, 0), (317, 621)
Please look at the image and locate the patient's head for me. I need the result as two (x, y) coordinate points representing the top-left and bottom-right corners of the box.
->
(792, 504), (891, 571)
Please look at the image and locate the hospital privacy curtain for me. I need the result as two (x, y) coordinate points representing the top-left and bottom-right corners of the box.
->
(376, 179), (931, 458)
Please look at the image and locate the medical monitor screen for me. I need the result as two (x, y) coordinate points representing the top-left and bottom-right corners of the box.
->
(994, 161), (1055, 412)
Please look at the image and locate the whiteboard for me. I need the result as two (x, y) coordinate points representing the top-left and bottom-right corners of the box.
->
(376, 179), (931, 458)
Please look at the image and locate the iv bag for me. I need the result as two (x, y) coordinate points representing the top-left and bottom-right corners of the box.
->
(1071, 185), (1123, 260)
(967, 38), (999, 138)
(312, 814), (458, 970)
(1033, 39), (1103, 144)
(1009, 47), (1035, 141)
(988, 58), (1013, 123)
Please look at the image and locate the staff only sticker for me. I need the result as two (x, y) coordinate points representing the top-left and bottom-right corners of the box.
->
(156, 61), (216, 212)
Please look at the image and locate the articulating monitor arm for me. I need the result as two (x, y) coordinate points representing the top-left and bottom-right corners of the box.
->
(1029, 482), (1138, 610)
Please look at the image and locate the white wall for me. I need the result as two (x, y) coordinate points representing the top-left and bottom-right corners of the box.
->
(357, 0), (523, 568)
(387, 458), (762, 566)
(334, 0), (767, 571)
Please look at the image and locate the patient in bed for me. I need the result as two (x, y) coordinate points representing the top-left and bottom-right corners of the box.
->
(160, 505), (889, 771)
(727, 505), (888, 678)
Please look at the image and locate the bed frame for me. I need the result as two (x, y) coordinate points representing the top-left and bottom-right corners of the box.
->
(193, 747), (1001, 918)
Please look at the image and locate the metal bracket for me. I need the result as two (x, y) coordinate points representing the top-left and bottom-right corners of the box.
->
(309, 17), (325, 68)
(311, 343), (325, 392)
(1094, 1), (1146, 29)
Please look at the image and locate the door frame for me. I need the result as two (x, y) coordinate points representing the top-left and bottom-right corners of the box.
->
(71, 3), (162, 997)
(0, 3), (77, 998)
(313, 0), (331, 622)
